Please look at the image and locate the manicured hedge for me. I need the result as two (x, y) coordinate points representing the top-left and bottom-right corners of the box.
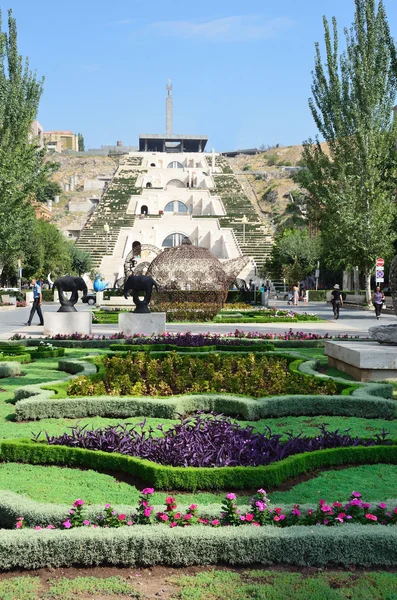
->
(0, 362), (22, 378)
(29, 348), (65, 359)
(2, 439), (396, 491)
(0, 354), (31, 364)
(16, 390), (396, 422)
(308, 290), (327, 301)
(213, 316), (320, 324)
(108, 343), (275, 353)
(0, 524), (396, 569)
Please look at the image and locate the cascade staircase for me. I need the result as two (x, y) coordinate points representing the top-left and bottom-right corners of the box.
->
(76, 170), (140, 271)
(213, 171), (273, 272)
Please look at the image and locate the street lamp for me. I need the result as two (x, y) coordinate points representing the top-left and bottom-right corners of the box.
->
(103, 223), (110, 255)
(242, 215), (248, 244)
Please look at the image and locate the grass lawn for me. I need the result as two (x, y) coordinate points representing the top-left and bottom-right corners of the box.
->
(0, 462), (395, 506)
(1, 570), (396, 600)
(172, 570), (397, 600)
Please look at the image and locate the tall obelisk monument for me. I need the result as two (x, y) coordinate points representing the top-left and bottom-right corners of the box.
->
(166, 79), (173, 136)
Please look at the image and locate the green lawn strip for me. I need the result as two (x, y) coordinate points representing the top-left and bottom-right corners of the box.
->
(0, 463), (395, 508)
(0, 575), (138, 600)
(172, 569), (397, 600)
(44, 575), (139, 599)
(0, 575), (40, 600)
(269, 463), (397, 504)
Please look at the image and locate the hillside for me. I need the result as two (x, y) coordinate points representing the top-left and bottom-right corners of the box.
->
(46, 155), (118, 236)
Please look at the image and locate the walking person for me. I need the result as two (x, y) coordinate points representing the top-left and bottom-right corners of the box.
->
(373, 285), (385, 320)
(292, 283), (299, 306)
(24, 277), (44, 326)
(331, 284), (343, 319)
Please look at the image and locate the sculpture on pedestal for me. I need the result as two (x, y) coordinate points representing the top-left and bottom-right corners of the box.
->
(124, 274), (158, 314)
(52, 276), (88, 312)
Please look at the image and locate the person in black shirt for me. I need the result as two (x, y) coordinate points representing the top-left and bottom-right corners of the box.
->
(331, 284), (343, 319)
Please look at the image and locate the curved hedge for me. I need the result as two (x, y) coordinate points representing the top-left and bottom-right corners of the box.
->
(12, 355), (395, 421)
(0, 523), (396, 570)
(13, 390), (397, 422)
(2, 438), (397, 491)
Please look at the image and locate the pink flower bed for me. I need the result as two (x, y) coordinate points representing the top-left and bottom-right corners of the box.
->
(15, 490), (397, 531)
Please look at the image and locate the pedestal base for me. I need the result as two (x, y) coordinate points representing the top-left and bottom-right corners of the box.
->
(324, 341), (397, 382)
(119, 312), (166, 337)
(43, 312), (92, 337)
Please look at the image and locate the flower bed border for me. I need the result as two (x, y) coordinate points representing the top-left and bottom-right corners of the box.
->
(0, 523), (396, 570)
(1, 438), (397, 490)
(12, 357), (395, 422)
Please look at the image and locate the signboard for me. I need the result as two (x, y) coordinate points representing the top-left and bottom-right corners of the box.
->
(376, 269), (384, 283)
(376, 258), (384, 267)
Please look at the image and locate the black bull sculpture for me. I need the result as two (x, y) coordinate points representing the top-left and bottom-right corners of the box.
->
(52, 276), (88, 312)
(124, 274), (158, 313)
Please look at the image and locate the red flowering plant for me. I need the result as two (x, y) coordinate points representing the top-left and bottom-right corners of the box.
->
(97, 503), (127, 528)
(14, 490), (397, 531)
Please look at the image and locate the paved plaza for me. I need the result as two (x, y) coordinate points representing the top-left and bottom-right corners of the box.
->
(1, 301), (396, 340)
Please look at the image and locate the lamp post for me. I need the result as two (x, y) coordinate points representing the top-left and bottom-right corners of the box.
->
(242, 215), (248, 244)
(103, 223), (110, 255)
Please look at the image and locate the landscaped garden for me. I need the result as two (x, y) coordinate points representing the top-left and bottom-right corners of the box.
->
(0, 331), (396, 587)
(92, 305), (322, 324)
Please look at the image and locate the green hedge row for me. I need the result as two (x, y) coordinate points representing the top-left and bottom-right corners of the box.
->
(213, 316), (320, 324)
(0, 362), (22, 378)
(16, 390), (395, 422)
(1, 524), (396, 569)
(29, 348), (65, 359)
(108, 343), (275, 353)
(0, 354), (31, 364)
(2, 439), (396, 491)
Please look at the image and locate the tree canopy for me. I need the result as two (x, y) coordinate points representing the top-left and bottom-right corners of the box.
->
(300, 0), (397, 300)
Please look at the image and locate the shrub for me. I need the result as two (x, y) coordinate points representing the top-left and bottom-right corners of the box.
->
(41, 289), (53, 302)
(67, 353), (338, 398)
(0, 362), (22, 378)
(151, 302), (220, 322)
(152, 290), (227, 305)
(2, 438), (397, 491)
(39, 416), (390, 468)
(308, 290), (327, 301)
(1, 524), (397, 569)
(0, 354), (31, 364)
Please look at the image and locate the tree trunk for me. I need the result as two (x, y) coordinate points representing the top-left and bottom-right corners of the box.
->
(353, 267), (360, 294)
(364, 270), (372, 305)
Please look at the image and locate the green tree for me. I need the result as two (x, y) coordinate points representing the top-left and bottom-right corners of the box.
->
(0, 10), (51, 272)
(78, 133), (85, 152)
(69, 243), (92, 276)
(23, 220), (72, 279)
(34, 179), (62, 203)
(267, 228), (321, 283)
(301, 0), (397, 302)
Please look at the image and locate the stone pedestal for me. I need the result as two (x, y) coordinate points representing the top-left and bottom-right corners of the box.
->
(119, 312), (166, 337)
(25, 291), (34, 304)
(324, 341), (397, 382)
(43, 312), (92, 337)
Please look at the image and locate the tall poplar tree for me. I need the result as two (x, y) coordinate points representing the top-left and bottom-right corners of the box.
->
(0, 9), (49, 273)
(300, 0), (397, 302)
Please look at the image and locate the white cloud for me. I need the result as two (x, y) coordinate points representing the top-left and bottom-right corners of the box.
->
(148, 15), (293, 42)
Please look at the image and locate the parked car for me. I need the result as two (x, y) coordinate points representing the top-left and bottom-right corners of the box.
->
(82, 293), (96, 306)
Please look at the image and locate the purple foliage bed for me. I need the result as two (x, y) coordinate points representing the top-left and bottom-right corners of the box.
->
(38, 414), (390, 468)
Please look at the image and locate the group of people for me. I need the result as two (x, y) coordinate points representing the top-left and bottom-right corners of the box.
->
(330, 284), (385, 320)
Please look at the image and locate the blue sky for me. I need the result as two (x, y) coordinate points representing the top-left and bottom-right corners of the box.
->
(5, 0), (397, 150)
